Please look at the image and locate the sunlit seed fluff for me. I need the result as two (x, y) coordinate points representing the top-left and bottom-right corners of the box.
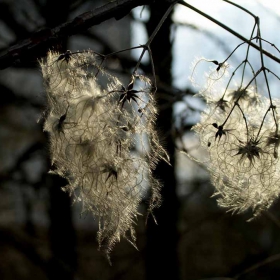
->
(192, 83), (280, 219)
(40, 50), (168, 258)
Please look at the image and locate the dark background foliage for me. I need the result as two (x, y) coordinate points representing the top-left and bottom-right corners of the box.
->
(1, 1), (280, 279)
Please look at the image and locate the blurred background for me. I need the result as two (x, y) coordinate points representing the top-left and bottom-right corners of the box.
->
(1, 0), (280, 279)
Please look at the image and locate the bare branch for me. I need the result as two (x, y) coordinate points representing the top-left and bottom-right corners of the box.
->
(0, 0), (153, 70)
(178, 0), (280, 65)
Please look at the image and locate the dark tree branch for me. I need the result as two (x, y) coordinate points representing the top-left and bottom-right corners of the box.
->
(0, 0), (154, 70)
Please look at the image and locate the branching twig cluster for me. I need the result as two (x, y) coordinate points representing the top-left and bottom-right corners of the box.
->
(188, 2), (280, 219)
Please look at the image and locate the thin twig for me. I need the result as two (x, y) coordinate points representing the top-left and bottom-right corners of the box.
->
(234, 253), (280, 279)
(178, 0), (280, 64)
(222, 0), (257, 19)
(133, 1), (178, 89)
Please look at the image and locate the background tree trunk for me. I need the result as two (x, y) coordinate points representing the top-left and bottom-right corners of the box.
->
(146, 3), (180, 280)
(44, 1), (77, 279)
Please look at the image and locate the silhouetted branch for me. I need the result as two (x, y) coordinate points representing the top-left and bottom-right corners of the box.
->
(178, 0), (280, 65)
(0, 0), (154, 70)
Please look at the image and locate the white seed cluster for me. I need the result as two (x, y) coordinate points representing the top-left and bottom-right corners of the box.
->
(40, 51), (168, 257)
(193, 85), (280, 219)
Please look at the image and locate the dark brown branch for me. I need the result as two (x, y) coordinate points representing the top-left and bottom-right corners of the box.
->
(0, 0), (154, 70)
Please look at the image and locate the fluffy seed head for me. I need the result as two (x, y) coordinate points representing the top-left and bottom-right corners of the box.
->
(40, 50), (168, 258)
(192, 75), (280, 219)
